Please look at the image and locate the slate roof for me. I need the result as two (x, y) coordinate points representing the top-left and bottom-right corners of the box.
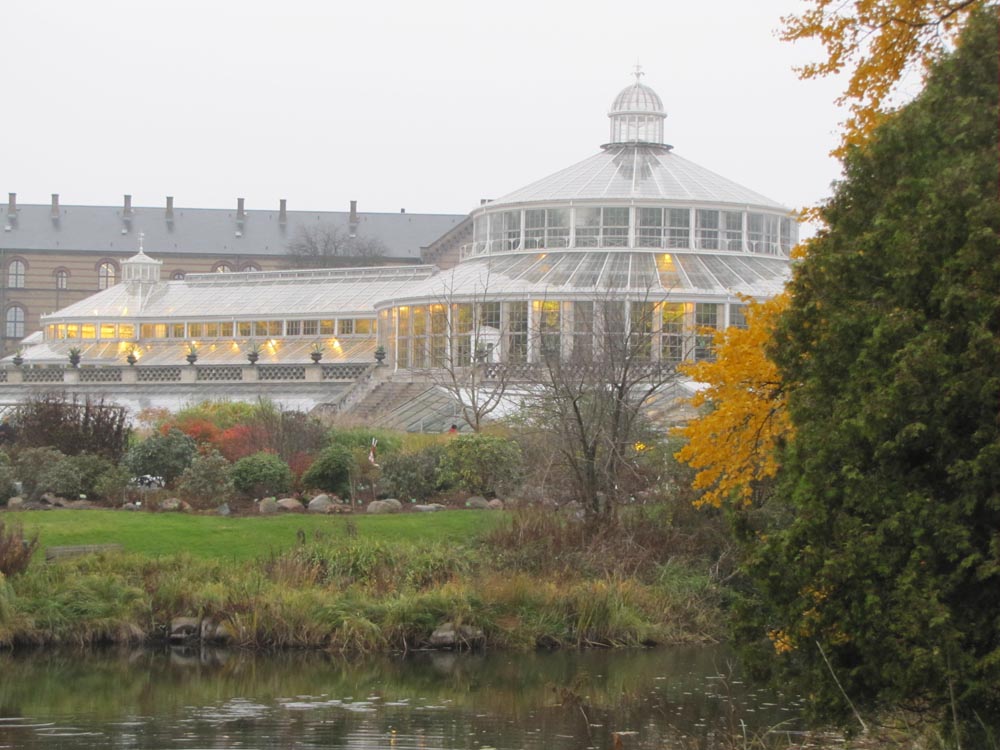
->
(0, 202), (466, 260)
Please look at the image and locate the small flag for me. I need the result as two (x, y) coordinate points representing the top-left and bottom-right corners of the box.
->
(368, 438), (379, 467)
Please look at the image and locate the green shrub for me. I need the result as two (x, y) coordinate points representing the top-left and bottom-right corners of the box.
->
(177, 451), (234, 509)
(32, 453), (117, 500)
(125, 428), (197, 485)
(301, 444), (352, 495)
(0, 453), (16, 506)
(231, 452), (291, 498)
(15, 447), (66, 501)
(381, 444), (445, 501)
(437, 434), (523, 497)
(93, 464), (131, 504)
(327, 427), (402, 457)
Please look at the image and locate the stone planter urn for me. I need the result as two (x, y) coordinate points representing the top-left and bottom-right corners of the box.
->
(186, 353), (198, 365)
(310, 351), (323, 363)
(247, 351), (259, 365)
(12, 355), (23, 367)
(374, 346), (386, 365)
(126, 353), (138, 366)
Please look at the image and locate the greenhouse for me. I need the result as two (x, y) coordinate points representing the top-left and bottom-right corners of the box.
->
(5, 72), (795, 411)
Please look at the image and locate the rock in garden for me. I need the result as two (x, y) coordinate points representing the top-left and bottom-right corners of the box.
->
(122, 502), (139, 511)
(487, 499), (504, 510)
(6, 497), (24, 510)
(465, 496), (490, 510)
(381, 498), (403, 510)
(307, 494), (332, 513)
(277, 498), (304, 513)
(258, 497), (279, 514)
(213, 621), (238, 644)
(413, 503), (447, 512)
(160, 497), (185, 512)
(366, 499), (398, 514)
(429, 622), (485, 649)
(217, 502), (231, 516)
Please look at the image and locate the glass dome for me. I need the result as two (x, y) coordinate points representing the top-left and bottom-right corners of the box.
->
(608, 69), (666, 146)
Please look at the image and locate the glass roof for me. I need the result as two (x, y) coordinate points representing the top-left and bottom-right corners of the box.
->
(42, 266), (437, 323)
(380, 251), (790, 304)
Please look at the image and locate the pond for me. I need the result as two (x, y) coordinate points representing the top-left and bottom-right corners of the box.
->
(0, 646), (809, 749)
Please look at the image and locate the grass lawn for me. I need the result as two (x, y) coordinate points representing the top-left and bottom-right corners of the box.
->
(11, 509), (500, 562)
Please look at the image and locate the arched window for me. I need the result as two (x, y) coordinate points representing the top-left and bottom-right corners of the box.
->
(97, 261), (117, 289)
(170, 270), (186, 280)
(240, 263), (261, 272)
(7, 259), (26, 289)
(54, 268), (69, 290)
(213, 262), (233, 273)
(5, 305), (25, 339)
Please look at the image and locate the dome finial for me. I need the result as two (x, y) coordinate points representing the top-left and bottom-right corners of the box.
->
(138, 231), (145, 253)
(633, 62), (644, 82)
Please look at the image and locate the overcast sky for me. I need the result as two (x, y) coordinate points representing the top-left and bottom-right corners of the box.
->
(4, 0), (845, 221)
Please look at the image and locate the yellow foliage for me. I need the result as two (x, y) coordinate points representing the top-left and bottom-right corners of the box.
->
(781, 0), (987, 157)
(673, 293), (792, 509)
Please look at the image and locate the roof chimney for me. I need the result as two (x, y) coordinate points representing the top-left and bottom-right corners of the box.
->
(123, 194), (133, 216)
(400, 208), (406, 214)
(279, 198), (287, 225)
(5, 193), (16, 229)
(51, 194), (60, 223)
(165, 196), (174, 221)
(349, 199), (359, 238)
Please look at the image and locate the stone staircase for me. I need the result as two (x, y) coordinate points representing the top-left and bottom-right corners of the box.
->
(349, 381), (436, 423)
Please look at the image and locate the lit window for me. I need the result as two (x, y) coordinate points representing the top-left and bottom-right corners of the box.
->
(98, 261), (117, 289)
(54, 269), (69, 289)
(338, 319), (354, 336)
(118, 324), (135, 339)
(81, 324), (97, 339)
(5, 306), (25, 338)
(100, 324), (116, 339)
(7, 260), (26, 289)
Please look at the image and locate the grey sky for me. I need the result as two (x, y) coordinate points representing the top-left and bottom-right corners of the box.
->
(4, 0), (844, 220)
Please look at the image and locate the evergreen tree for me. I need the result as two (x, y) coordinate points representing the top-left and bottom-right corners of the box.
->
(743, 7), (1000, 733)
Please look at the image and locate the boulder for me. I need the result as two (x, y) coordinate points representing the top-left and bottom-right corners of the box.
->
(169, 617), (201, 642)
(122, 502), (140, 511)
(381, 498), (403, 511)
(217, 503), (231, 516)
(258, 497), (279, 514)
(6, 497), (24, 510)
(307, 494), (333, 513)
(64, 500), (95, 510)
(277, 498), (304, 513)
(465, 496), (490, 510)
(160, 497), (186, 512)
(366, 499), (398, 514)
(487, 498), (504, 510)
(413, 503), (447, 513)
(324, 502), (352, 514)
(429, 621), (485, 649)
(213, 621), (238, 644)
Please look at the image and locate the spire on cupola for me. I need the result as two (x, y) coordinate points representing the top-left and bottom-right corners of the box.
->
(121, 232), (162, 284)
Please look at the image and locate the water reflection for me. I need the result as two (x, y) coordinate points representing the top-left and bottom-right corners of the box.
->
(0, 646), (804, 749)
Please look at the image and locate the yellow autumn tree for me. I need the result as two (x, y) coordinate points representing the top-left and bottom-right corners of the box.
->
(782, 0), (988, 156)
(673, 293), (791, 509)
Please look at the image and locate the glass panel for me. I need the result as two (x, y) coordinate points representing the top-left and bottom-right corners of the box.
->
(630, 302), (655, 360)
(320, 320), (335, 335)
(701, 256), (747, 288)
(546, 208), (570, 248)
(666, 209), (690, 248)
(99, 324), (116, 339)
(543, 254), (585, 286)
(571, 301), (593, 362)
(238, 321), (252, 337)
(575, 207), (600, 248)
(355, 319), (373, 335)
(285, 321), (301, 336)
(629, 253), (659, 290)
(267, 321), (281, 336)
(637, 207), (663, 248)
(220, 322), (234, 337)
(602, 207), (629, 248)
(676, 255), (717, 290)
(303, 320), (318, 336)
(747, 213), (764, 252)
(507, 301), (528, 362)
(695, 303), (720, 361)
(66, 324), (80, 339)
(171, 324), (185, 338)
(695, 209), (719, 250)
(661, 303), (686, 363)
(120, 324), (136, 339)
(723, 211), (743, 252)
(570, 253), (607, 287)
(525, 210), (545, 249)
(188, 323), (203, 338)
(537, 301), (560, 359)
(602, 253), (631, 288)
(657, 253), (681, 289)
(205, 323), (219, 337)
(338, 319), (354, 335)
(730, 304), (749, 329)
